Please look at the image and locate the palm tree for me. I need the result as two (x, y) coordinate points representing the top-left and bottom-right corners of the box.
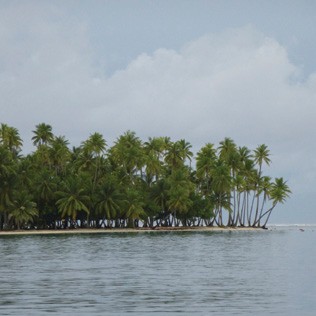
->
(238, 146), (252, 163)
(49, 136), (71, 176)
(232, 174), (245, 226)
(210, 159), (232, 226)
(196, 143), (217, 205)
(144, 137), (165, 183)
(218, 138), (239, 225)
(0, 146), (17, 229)
(82, 132), (107, 156)
(109, 131), (145, 182)
(219, 137), (237, 161)
(95, 177), (122, 227)
(150, 178), (169, 226)
(81, 132), (107, 189)
(32, 123), (54, 147)
(124, 189), (145, 228)
(144, 137), (166, 160)
(0, 123), (23, 155)
(144, 153), (163, 185)
(252, 144), (271, 225)
(32, 168), (59, 228)
(254, 144), (271, 175)
(167, 187), (193, 226)
(196, 143), (216, 178)
(166, 167), (194, 226)
(237, 156), (257, 226)
(186, 192), (214, 226)
(56, 177), (90, 227)
(164, 138), (193, 170)
(178, 139), (193, 167)
(9, 191), (38, 230)
(164, 141), (183, 169)
(255, 176), (272, 227)
(256, 177), (291, 228)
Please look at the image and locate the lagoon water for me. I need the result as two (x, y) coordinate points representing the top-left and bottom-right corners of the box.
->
(0, 226), (315, 315)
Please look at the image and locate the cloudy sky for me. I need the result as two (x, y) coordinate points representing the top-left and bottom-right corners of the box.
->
(1, 0), (315, 223)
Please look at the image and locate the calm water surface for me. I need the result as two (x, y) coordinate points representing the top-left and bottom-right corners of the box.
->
(0, 226), (315, 315)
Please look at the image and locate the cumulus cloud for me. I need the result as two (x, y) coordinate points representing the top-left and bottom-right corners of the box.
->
(0, 3), (315, 221)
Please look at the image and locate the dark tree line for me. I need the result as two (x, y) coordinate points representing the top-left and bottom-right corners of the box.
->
(0, 123), (290, 230)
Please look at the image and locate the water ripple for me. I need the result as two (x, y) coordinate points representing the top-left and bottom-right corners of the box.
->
(0, 230), (315, 315)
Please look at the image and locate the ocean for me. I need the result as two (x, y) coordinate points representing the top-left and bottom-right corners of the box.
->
(0, 225), (315, 315)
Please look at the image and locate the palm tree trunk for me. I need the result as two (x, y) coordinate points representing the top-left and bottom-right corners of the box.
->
(255, 204), (276, 227)
(257, 194), (267, 227)
(253, 194), (261, 226)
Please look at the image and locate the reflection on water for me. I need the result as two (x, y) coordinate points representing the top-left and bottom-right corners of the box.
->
(0, 228), (315, 315)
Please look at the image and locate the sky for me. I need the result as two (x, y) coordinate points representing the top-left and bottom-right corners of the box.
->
(0, 0), (316, 224)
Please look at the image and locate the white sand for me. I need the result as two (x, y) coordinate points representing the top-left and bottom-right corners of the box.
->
(0, 226), (266, 236)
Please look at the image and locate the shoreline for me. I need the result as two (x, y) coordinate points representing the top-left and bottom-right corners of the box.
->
(0, 226), (266, 236)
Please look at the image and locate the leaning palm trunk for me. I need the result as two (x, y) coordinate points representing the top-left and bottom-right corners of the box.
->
(254, 203), (276, 227)
(209, 208), (219, 226)
(257, 194), (267, 227)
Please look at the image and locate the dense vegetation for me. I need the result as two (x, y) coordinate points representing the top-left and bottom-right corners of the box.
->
(0, 123), (290, 230)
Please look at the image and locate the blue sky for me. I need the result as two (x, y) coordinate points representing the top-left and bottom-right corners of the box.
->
(1, 0), (316, 223)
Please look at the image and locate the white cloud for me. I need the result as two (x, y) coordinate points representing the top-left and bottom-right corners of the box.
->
(0, 4), (315, 221)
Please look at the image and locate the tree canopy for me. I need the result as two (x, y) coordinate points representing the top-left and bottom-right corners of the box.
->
(0, 123), (291, 230)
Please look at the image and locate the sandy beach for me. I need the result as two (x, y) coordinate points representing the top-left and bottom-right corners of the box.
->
(0, 226), (265, 236)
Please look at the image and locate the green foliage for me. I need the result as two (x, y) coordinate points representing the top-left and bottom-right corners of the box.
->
(56, 177), (90, 221)
(0, 123), (291, 230)
(9, 191), (38, 229)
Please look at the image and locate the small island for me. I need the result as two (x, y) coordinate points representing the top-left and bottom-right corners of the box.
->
(0, 123), (291, 233)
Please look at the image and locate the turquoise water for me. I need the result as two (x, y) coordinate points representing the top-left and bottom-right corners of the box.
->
(0, 226), (315, 315)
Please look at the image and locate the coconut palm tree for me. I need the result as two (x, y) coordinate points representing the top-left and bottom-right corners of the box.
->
(196, 143), (217, 204)
(0, 146), (17, 229)
(124, 189), (145, 228)
(255, 176), (272, 227)
(0, 124), (23, 155)
(178, 139), (193, 167)
(218, 138), (239, 225)
(9, 191), (38, 230)
(210, 159), (232, 226)
(150, 178), (170, 226)
(196, 143), (216, 178)
(254, 144), (271, 175)
(32, 123), (54, 147)
(164, 138), (193, 170)
(95, 177), (122, 227)
(144, 137), (166, 160)
(81, 132), (107, 189)
(164, 141), (183, 169)
(166, 167), (194, 226)
(56, 177), (90, 227)
(232, 174), (246, 226)
(219, 137), (237, 161)
(144, 137), (165, 184)
(82, 132), (107, 157)
(256, 177), (291, 228)
(49, 136), (71, 176)
(251, 144), (272, 226)
(109, 131), (145, 182)
(31, 167), (59, 228)
(167, 186), (193, 226)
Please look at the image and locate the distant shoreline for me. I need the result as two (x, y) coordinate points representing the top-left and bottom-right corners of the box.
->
(0, 226), (266, 236)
